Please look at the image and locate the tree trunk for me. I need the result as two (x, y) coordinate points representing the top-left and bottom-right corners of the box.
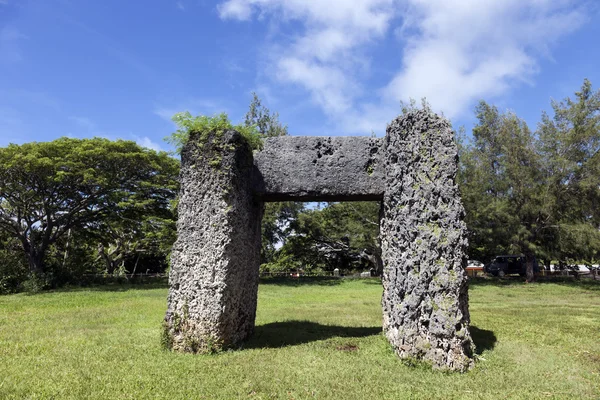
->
(26, 251), (44, 274)
(525, 253), (535, 283)
(97, 243), (124, 275)
(20, 237), (44, 274)
(373, 250), (383, 276)
(62, 228), (71, 269)
(361, 249), (383, 276)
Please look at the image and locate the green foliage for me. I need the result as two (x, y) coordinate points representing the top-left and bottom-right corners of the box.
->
(270, 202), (381, 274)
(536, 78), (600, 264)
(0, 234), (27, 294)
(160, 321), (173, 350)
(0, 262), (27, 294)
(459, 79), (600, 267)
(166, 111), (263, 153)
(244, 92), (288, 138)
(459, 102), (541, 262)
(261, 202), (305, 265)
(400, 97), (432, 115)
(21, 272), (54, 294)
(0, 137), (179, 286)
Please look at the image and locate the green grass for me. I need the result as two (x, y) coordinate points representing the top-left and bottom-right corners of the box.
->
(0, 277), (599, 399)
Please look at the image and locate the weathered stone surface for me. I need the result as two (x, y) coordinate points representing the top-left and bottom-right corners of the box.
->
(254, 136), (384, 202)
(380, 110), (474, 371)
(164, 130), (262, 352)
(164, 110), (474, 371)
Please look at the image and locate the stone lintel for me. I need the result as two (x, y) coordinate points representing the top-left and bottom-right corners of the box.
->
(253, 136), (384, 202)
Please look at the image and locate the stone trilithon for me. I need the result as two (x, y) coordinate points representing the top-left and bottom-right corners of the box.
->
(164, 110), (475, 371)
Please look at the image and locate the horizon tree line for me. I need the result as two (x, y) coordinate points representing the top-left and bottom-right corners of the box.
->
(0, 80), (598, 292)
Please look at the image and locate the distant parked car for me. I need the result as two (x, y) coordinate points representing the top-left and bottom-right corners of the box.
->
(484, 255), (539, 277)
(467, 260), (484, 269)
(546, 263), (594, 275)
(575, 265), (591, 274)
(466, 260), (485, 276)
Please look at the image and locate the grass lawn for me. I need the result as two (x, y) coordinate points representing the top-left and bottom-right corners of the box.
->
(0, 277), (599, 399)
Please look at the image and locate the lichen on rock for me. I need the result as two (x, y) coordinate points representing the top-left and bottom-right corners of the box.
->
(164, 129), (262, 353)
(164, 110), (474, 371)
(380, 110), (475, 371)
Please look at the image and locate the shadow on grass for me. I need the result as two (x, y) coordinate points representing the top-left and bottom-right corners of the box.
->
(259, 276), (344, 286)
(245, 320), (497, 357)
(244, 320), (381, 349)
(258, 276), (385, 287)
(470, 325), (497, 355)
(468, 275), (600, 291)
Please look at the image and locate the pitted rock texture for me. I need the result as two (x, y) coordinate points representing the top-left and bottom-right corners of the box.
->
(165, 111), (474, 371)
(254, 136), (384, 202)
(164, 130), (262, 353)
(380, 110), (474, 371)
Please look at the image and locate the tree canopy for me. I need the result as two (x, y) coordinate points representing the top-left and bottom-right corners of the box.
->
(1, 80), (599, 292)
(0, 138), (179, 277)
(459, 79), (600, 271)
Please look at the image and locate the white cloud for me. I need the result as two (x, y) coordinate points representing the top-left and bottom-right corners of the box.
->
(176, 1), (185, 11)
(385, 0), (587, 119)
(217, 0), (588, 132)
(276, 57), (355, 114)
(134, 136), (164, 152)
(217, 0), (253, 20)
(219, 0), (394, 123)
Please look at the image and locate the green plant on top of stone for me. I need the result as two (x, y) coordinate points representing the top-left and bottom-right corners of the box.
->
(165, 112), (263, 153)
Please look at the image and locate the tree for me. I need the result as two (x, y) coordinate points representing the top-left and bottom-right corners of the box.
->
(459, 81), (600, 280)
(260, 201), (305, 265)
(459, 101), (543, 281)
(0, 138), (179, 275)
(0, 229), (27, 293)
(244, 92), (288, 138)
(537, 78), (600, 266)
(271, 202), (381, 274)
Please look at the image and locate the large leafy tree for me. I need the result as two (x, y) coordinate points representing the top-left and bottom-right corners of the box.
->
(270, 202), (381, 274)
(0, 138), (179, 275)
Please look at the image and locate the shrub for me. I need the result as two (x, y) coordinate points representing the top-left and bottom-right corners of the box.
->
(0, 252), (28, 294)
(165, 112), (263, 153)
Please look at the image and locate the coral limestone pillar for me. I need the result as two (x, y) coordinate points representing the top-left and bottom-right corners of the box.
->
(164, 130), (262, 352)
(380, 110), (474, 371)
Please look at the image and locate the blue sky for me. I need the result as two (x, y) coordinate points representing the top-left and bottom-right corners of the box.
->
(1, 0), (599, 151)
